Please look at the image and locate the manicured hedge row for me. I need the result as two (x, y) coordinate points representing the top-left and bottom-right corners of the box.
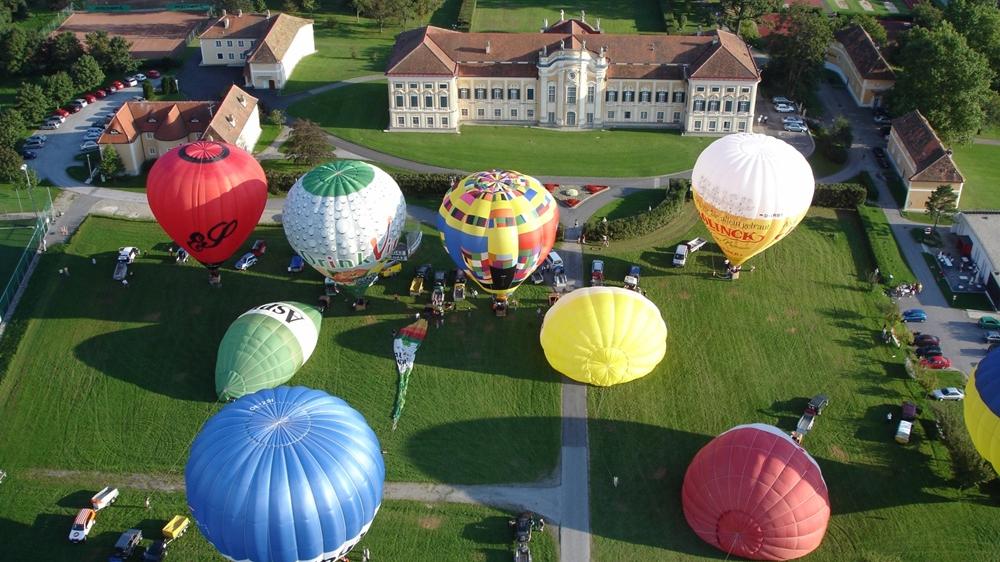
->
(812, 182), (867, 208)
(457, 0), (477, 31)
(583, 179), (690, 240)
(265, 170), (457, 196)
(856, 203), (917, 286)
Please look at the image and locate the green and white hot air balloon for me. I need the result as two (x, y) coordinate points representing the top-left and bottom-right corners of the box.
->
(215, 302), (322, 400)
(282, 160), (407, 298)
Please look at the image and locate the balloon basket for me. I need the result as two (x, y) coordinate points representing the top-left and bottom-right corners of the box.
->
(208, 270), (222, 287)
(351, 298), (369, 312)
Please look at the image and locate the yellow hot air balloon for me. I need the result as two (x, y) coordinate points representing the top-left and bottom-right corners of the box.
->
(539, 287), (667, 386)
(692, 133), (815, 267)
(964, 349), (1000, 470)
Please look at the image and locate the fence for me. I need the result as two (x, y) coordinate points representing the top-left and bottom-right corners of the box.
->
(0, 212), (47, 326)
(37, 5), (74, 36)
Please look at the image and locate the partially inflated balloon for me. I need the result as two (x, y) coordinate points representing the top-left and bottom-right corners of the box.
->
(186, 386), (384, 562)
(682, 424), (830, 560)
(438, 169), (558, 300)
(964, 349), (1000, 470)
(540, 287), (667, 386)
(147, 141), (267, 268)
(215, 302), (322, 400)
(282, 161), (406, 297)
(692, 133), (814, 266)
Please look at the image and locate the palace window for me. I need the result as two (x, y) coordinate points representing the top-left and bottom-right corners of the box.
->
(394, 95), (403, 108)
(738, 101), (750, 113)
(738, 121), (747, 131)
(696, 86), (705, 93)
(606, 90), (618, 102)
(424, 83), (433, 89)
(693, 99), (705, 112)
(741, 87), (750, 94)
(723, 120), (731, 131)
(412, 116), (419, 125)
(587, 85), (595, 103)
(394, 83), (403, 89)
(624, 111), (632, 119)
(639, 91), (651, 103)
(567, 85), (577, 104)
(439, 83), (448, 89)
(477, 108), (485, 117)
(724, 100), (733, 112)
(526, 88), (534, 100)
(673, 112), (681, 123)
(397, 116), (405, 125)
(640, 111), (648, 120)
(410, 95), (418, 108)
(527, 109), (534, 118)
(656, 111), (664, 122)
(427, 117), (434, 125)
(708, 100), (720, 112)
(440, 96), (448, 108)
(459, 88), (470, 99)
(492, 88), (503, 100)
(508, 88), (520, 100)
(475, 88), (487, 100)
(726, 87), (735, 93)
(607, 111), (615, 119)
(511, 109), (518, 118)
(462, 108), (469, 116)
(409, 83), (418, 89)
(494, 108), (502, 117)
(673, 91), (685, 103)
(709, 120), (717, 131)
(442, 117), (449, 126)
(425, 95), (433, 108)
(656, 91), (668, 103)
(548, 111), (555, 123)
(711, 86), (720, 93)
(548, 85), (556, 103)
(227, 40), (232, 46)
(623, 90), (635, 102)
(694, 120), (702, 131)
(586, 112), (593, 124)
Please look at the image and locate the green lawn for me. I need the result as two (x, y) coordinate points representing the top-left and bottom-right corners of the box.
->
(281, 1), (461, 95)
(0, 219), (38, 287)
(951, 143), (1000, 210)
(809, 151), (844, 179)
(254, 123), (282, 153)
(0, 218), (560, 484)
(586, 205), (1000, 561)
(591, 189), (666, 222)
(0, 476), (556, 561)
(289, 82), (713, 177)
(472, 0), (666, 33)
(0, 182), (50, 216)
(824, 0), (910, 16)
(977, 126), (1000, 141)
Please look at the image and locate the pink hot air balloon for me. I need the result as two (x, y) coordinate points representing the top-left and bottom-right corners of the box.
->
(682, 424), (830, 561)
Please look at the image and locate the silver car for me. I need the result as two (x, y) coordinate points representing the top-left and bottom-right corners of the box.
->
(234, 252), (258, 270)
(929, 387), (965, 401)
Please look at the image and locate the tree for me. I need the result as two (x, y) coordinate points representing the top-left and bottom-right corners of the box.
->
(268, 108), (285, 126)
(0, 27), (33, 74)
(299, 0), (316, 11)
(0, 108), (25, 149)
(99, 146), (124, 179)
(354, 0), (396, 32)
(836, 13), (887, 46)
(105, 36), (138, 75)
(142, 80), (155, 99)
(889, 23), (995, 144)
(40, 71), (75, 106)
(717, 0), (779, 38)
(930, 402), (996, 490)
(925, 185), (959, 231)
(398, 0), (443, 28)
(16, 82), (49, 123)
(0, 145), (21, 182)
(43, 31), (84, 73)
(255, 0), (267, 12)
(912, 2), (943, 29)
(945, 0), (1000, 90)
(282, 0), (299, 12)
(766, 5), (833, 101)
(220, 0), (254, 13)
(284, 119), (333, 166)
(70, 54), (105, 91)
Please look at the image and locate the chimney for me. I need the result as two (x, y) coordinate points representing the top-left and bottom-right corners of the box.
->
(237, 94), (246, 107)
(485, 40), (491, 54)
(236, 9), (242, 17)
(544, 17), (548, 29)
(712, 36), (719, 45)
(596, 18), (601, 31)
(581, 9), (586, 23)
(226, 114), (236, 126)
(221, 8), (226, 16)
(266, 9), (271, 18)
(223, 17), (230, 29)
(208, 103), (215, 117)
(559, 9), (564, 22)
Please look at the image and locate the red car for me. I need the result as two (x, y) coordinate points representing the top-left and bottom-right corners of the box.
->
(94, 90), (107, 99)
(920, 355), (952, 369)
(67, 105), (82, 114)
(147, 69), (160, 79)
(83, 93), (97, 103)
(112, 80), (124, 90)
(53, 108), (69, 118)
(106, 83), (119, 92)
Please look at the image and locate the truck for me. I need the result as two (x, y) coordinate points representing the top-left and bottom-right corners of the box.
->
(69, 508), (97, 543)
(410, 264), (431, 296)
(113, 247), (139, 280)
(591, 260), (604, 286)
(790, 394), (829, 444)
(624, 265), (641, 291)
(672, 244), (689, 267)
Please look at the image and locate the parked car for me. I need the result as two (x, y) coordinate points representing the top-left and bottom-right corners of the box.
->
(874, 114), (891, 125)
(112, 80), (125, 90)
(920, 355), (952, 369)
(83, 93), (97, 103)
(784, 122), (808, 133)
(531, 268), (545, 284)
(591, 259), (604, 286)
(772, 96), (794, 106)
(22, 139), (44, 149)
(872, 147), (886, 158)
(902, 309), (927, 322)
(25, 134), (47, 144)
(686, 237), (707, 252)
(53, 107), (70, 118)
(986, 331), (1000, 344)
(895, 419), (913, 444)
(288, 254), (304, 273)
(782, 116), (805, 125)
(21, 149), (37, 159)
(250, 239), (267, 256)
(807, 393), (830, 415)
(913, 333), (939, 346)
(86, 126), (105, 135)
(124, 77), (138, 87)
(142, 540), (168, 562)
(67, 104), (82, 113)
(80, 140), (100, 152)
(91, 486), (120, 510)
(234, 252), (258, 270)
(72, 98), (88, 108)
(673, 243), (689, 267)
(624, 264), (641, 291)
(135, 72), (147, 81)
(915, 345), (943, 358)
(109, 529), (142, 562)
(979, 316), (1000, 329)
(901, 400), (919, 421)
(68, 508), (97, 542)
(40, 121), (61, 130)
(147, 69), (161, 79)
(774, 103), (796, 113)
(94, 89), (107, 99)
(106, 82), (119, 92)
(543, 250), (563, 271)
(930, 387), (965, 401)
(84, 131), (103, 141)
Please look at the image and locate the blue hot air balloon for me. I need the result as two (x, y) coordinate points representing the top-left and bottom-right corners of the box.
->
(185, 386), (385, 562)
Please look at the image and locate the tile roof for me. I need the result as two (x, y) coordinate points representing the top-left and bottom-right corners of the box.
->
(891, 110), (964, 184)
(199, 12), (270, 40)
(386, 22), (759, 81)
(199, 12), (312, 64)
(99, 85), (258, 147)
(833, 24), (895, 81)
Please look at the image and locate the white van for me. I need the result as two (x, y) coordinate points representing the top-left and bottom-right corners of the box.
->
(895, 420), (912, 444)
(672, 244), (689, 267)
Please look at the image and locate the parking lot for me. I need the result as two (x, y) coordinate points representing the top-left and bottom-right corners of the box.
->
(24, 81), (148, 190)
(753, 97), (814, 157)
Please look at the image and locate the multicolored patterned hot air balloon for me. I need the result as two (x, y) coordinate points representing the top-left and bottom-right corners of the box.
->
(146, 141), (267, 282)
(282, 160), (407, 298)
(965, 348), (1000, 470)
(692, 133), (814, 267)
(682, 424), (830, 561)
(186, 386), (384, 562)
(215, 302), (322, 400)
(391, 318), (428, 430)
(540, 287), (667, 386)
(437, 169), (558, 303)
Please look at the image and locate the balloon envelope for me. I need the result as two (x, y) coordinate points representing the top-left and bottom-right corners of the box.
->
(964, 348), (1000, 470)
(215, 302), (323, 400)
(438, 169), (558, 300)
(146, 141), (267, 267)
(682, 424), (830, 561)
(186, 386), (385, 562)
(282, 160), (406, 297)
(692, 133), (814, 266)
(540, 287), (667, 386)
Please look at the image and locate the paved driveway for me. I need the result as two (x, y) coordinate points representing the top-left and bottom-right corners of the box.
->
(26, 83), (146, 190)
(753, 98), (815, 157)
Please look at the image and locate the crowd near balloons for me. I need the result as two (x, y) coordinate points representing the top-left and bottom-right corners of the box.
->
(135, 133), (994, 561)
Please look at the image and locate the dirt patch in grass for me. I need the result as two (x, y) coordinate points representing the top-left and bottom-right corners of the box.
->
(676, 291), (691, 300)
(829, 445), (849, 462)
(419, 515), (442, 529)
(786, 327), (798, 334)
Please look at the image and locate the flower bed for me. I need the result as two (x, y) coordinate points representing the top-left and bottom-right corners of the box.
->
(543, 183), (559, 192)
(584, 184), (608, 195)
(562, 198), (582, 208)
(549, 184), (608, 208)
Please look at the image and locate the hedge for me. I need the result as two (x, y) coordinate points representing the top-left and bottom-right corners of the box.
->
(583, 179), (689, 240)
(856, 203), (917, 286)
(812, 182), (866, 208)
(264, 171), (456, 196)
(457, 0), (476, 31)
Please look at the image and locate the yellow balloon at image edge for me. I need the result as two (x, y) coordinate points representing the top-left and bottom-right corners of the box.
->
(540, 288), (667, 387)
(964, 366), (1000, 472)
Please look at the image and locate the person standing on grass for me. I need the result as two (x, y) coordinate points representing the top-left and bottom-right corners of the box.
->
(145, 496), (151, 510)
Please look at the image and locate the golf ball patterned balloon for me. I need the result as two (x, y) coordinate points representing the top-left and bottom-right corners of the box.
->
(282, 161), (406, 296)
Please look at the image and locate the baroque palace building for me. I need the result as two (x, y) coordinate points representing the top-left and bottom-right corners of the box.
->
(385, 15), (760, 134)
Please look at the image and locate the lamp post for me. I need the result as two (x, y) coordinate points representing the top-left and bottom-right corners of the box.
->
(85, 152), (93, 178)
(19, 163), (36, 216)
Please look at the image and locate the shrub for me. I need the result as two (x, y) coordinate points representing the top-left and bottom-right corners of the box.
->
(583, 179), (688, 240)
(457, 0), (477, 31)
(856, 170), (878, 202)
(813, 117), (853, 165)
(930, 402), (996, 490)
(265, 169), (299, 194)
(812, 182), (866, 208)
(856, 204), (917, 286)
(392, 173), (453, 195)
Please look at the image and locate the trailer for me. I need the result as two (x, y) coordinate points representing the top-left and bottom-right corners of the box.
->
(453, 270), (467, 301)
(162, 515), (190, 542)
(90, 486), (119, 511)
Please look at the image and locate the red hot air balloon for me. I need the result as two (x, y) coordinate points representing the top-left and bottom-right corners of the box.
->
(146, 141), (267, 282)
(682, 424), (830, 561)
